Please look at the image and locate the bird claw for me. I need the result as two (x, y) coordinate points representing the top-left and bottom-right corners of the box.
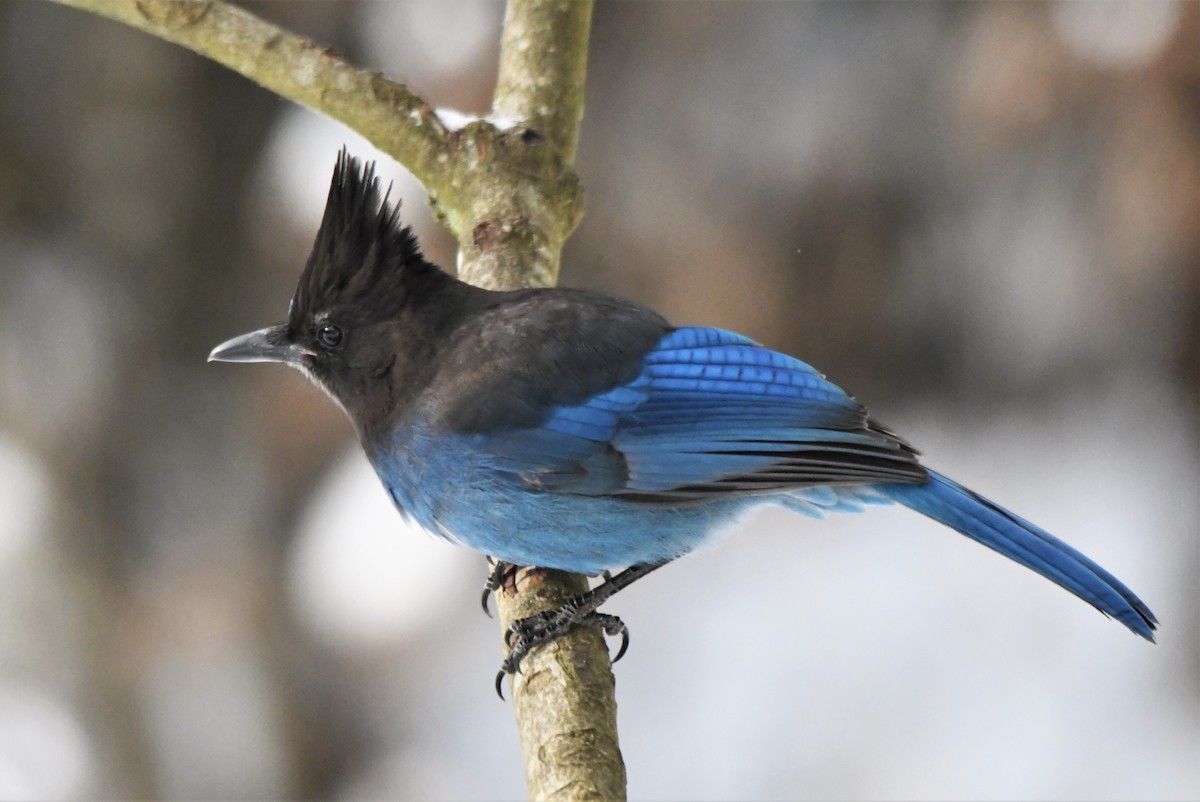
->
(480, 559), (520, 618)
(600, 613), (630, 663)
(494, 606), (631, 699)
(495, 660), (525, 700)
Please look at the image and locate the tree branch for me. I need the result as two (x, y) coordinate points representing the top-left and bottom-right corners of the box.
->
(443, 0), (593, 293)
(49, 0), (620, 798)
(487, 6), (627, 800)
(497, 569), (626, 801)
(495, 0), (593, 165)
(51, 0), (455, 197)
(49, 0), (586, 291)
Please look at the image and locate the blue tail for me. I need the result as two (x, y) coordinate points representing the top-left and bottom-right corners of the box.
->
(877, 470), (1157, 641)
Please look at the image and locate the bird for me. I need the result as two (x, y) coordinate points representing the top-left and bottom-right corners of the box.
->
(210, 149), (1157, 690)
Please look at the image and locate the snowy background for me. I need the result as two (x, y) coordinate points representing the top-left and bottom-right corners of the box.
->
(0, 1), (1196, 799)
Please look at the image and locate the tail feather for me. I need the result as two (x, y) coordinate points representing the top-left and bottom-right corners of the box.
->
(877, 470), (1158, 641)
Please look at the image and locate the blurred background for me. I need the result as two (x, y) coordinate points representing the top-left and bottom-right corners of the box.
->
(0, 1), (1197, 798)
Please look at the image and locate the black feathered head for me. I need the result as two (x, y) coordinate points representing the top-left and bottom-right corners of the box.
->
(290, 147), (435, 330)
(209, 148), (472, 435)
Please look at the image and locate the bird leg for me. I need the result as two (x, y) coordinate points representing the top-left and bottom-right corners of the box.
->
(495, 562), (664, 697)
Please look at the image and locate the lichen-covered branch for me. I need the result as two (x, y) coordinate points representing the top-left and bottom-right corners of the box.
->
(48, 0), (619, 798)
(485, 3), (628, 799)
(495, 0), (593, 165)
(447, 0), (593, 293)
(50, 0), (456, 200)
(48, 0), (586, 289)
(497, 569), (626, 801)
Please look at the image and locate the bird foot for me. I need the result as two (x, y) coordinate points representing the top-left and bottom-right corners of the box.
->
(490, 563), (662, 699)
(495, 608), (629, 699)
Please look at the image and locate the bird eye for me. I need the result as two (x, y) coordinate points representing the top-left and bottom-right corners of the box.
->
(316, 324), (343, 349)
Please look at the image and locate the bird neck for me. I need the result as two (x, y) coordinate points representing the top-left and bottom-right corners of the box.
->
(351, 268), (491, 444)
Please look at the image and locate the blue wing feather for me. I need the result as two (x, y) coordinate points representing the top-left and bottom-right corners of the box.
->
(479, 327), (925, 497)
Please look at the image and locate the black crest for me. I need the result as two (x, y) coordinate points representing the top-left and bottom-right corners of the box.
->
(291, 148), (433, 324)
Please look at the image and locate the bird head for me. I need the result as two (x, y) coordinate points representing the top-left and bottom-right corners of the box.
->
(209, 148), (466, 432)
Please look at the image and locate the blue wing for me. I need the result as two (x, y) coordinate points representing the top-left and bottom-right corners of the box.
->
(465, 326), (1158, 640)
(476, 327), (926, 499)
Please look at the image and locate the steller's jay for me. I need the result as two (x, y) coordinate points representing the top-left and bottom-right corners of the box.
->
(210, 150), (1157, 690)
